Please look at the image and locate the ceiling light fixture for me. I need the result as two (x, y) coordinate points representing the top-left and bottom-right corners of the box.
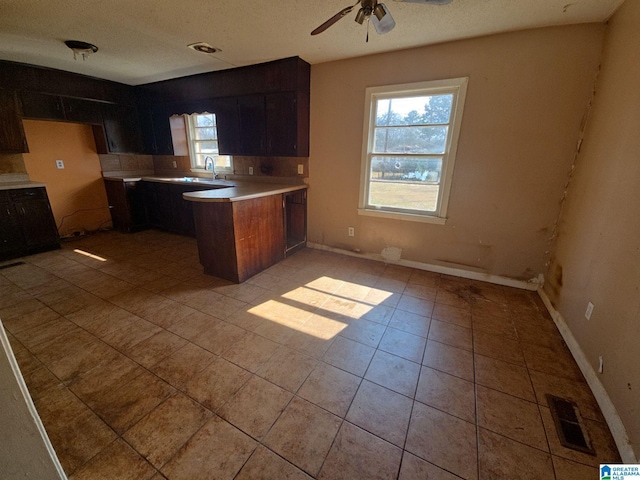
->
(187, 42), (220, 54)
(64, 40), (98, 61)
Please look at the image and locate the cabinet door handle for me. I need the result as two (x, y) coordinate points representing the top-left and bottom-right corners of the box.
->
(21, 207), (26, 216)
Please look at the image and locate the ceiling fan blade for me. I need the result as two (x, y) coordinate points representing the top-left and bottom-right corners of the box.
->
(311, 5), (356, 35)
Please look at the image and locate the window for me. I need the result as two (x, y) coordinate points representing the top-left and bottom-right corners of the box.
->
(186, 113), (233, 174)
(359, 78), (468, 224)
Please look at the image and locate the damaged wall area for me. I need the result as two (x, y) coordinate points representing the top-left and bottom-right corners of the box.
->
(309, 24), (605, 281)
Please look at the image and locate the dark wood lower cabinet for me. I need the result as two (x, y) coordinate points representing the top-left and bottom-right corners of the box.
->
(192, 195), (285, 283)
(103, 179), (148, 233)
(284, 189), (307, 254)
(0, 187), (59, 261)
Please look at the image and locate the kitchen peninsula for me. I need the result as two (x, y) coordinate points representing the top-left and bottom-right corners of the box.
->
(183, 181), (307, 283)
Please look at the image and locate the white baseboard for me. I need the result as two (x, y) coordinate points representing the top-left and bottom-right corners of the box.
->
(306, 242), (541, 291)
(537, 289), (637, 463)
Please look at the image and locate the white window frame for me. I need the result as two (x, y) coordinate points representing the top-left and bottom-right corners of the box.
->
(358, 77), (468, 224)
(185, 112), (233, 174)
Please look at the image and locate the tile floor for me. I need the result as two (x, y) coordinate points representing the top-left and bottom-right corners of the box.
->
(0, 230), (621, 479)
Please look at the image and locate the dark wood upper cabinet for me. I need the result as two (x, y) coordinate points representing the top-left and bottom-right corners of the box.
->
(97, 103), (144, 154)
(136, 56), (310, 157)
(21, 91), (102, 125)
(0, 88), (28, 153)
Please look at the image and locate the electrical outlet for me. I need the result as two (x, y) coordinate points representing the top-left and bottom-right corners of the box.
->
(585, 302), (594, 320)
(298, 164), (304, 175)
(348, 227), (355, 237)
(598, 355), (604, 374)
(172, 161), (177, 168)
(55, 160), (64, 169)
(249, 167), (254, 175)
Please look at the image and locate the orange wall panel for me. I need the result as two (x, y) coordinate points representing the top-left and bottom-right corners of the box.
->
(22, 120), (112, 237)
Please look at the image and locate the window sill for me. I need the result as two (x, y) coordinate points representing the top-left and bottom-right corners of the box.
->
(357, 208), (447, 225)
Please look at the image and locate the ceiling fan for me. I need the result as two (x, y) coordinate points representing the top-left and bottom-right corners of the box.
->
(311, 0), (453, 36)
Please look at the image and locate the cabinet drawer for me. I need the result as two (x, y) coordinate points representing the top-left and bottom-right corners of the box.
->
(9, 187), (47, 201)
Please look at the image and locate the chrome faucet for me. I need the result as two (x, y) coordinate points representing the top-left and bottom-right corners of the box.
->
(204, 156), (217, 179)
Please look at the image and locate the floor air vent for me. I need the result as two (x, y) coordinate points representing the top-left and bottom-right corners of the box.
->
(547, 394), (595, 455)
(0, 261), (25, 270)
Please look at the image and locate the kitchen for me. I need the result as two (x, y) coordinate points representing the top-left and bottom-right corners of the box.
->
(1, 0), (639, 478)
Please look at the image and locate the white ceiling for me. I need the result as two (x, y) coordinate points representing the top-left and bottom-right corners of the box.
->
(0, 0), (624, 86)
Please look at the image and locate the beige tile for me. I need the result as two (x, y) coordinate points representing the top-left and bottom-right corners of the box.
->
(428, 319), (472, 350)
(539, 406), (621, 467)
(184, 357), (252, 411)
(101, 317), (162, 353)
(321, 336), (375, 376)
(218, 375), (292, 439)
(402, 283), (437, 301)
(529, 370), (604, 422)
(521, 343), (585, 382)
(256, 346), (317, 392)
(222, 331), (279, 372)
(388, 309), (431, 338)
(194, 321), (249, 356)
(263, 397), (341, 477)
(398, 451), (462, 479)
(422, 340), (474, 381)
(13, 317), (79, 351)
(35, 386), (117, 475)
(365, 350), (421, 398)
(235, 445), (312, 480)
(68, 438), (156, 480)
(138, 301), (199, 329)
(149, 343), (217, 389)
(88, 370), (175, 434)
(475, 354), (536, 402)
(396, 294), (434, 317)
(123, 393), (211, 468)
(298, 362), (360, 417)
(161, 415), (257, 480)
(1, 306), (61, 334)
(374, 276), (408, 294)
(406, 402), (478, 480)
(472, 312), (518, 339)
(318, 422), (402, 480)
(362, 304), (395, 325)
(69, 353), (144, 401)
(346, 380), (413, 447)
(551, 455), (599, 480)
(285, 330), (334, 358)
(338, 318), (386, 347)
(21, 365), (61, 400)
(435, 289), (471, 310)
(431, 302), (472, 328)
(478, 428), (553, 480)
(167, 310), (221, 343)
(473, 330), (525, 366)
(126, 330), (188, 369)
(416, 366), (476, 423)
(476, 385), (547, 451)
(407, 270), (440, 287)
(46, 339), (121, 383)
(378, 327), (426, 363)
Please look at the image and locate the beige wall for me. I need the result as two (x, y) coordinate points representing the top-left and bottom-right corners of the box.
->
(22, 120), (111, 237)
(309, 24), (604, 281)
(544, 0), (640, 456)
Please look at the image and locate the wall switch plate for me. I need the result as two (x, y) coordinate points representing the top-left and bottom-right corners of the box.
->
(172, 161), (177, 168)
(55, 160), (64, 169)
(298, 164), (304, 175)
(585, 302), (594, 320)
(598, 355), (604, 373)
(348, 227), (355, 237)
(249, 167), (254, 175)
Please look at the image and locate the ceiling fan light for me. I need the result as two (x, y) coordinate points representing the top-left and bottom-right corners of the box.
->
(372, 4), (396, 34)
(355, 8), (367, 24)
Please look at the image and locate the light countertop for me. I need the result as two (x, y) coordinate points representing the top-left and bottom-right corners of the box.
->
(0, 180), (47, 191)
(183, 181), (307, 203)
(102, 174), (306, 202)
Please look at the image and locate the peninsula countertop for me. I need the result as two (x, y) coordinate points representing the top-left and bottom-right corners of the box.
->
(182, 180), (307, 203)
(102, 174), (307, 202)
